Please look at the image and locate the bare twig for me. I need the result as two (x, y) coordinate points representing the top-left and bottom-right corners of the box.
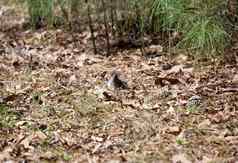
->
(85, 0), (97, 54)
(101, 0), (111, 57)
(110, 0), (115, 37)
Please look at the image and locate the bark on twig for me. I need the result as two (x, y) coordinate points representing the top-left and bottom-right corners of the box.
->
(101, 0), (111, 56)
(86, 0), (97, 54)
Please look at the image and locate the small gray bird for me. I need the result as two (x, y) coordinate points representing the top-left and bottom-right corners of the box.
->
(107, 71), (128, 90)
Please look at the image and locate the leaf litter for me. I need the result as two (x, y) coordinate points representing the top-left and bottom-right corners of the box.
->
(0, 3), (238, 163)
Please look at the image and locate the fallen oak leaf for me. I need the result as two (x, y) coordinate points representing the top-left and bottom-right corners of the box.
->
(155, 77), (182, 86)
(19, 135), (34, 150)
(40, 151), (57, 160)
(209, 111), (231, 123)
(166, 126), (181, 135)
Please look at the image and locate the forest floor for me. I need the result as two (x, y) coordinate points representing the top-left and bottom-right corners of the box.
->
(0, 3), (238, 163)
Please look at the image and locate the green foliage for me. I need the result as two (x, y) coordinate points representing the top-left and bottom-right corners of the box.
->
(115, 0), (150, 37)
(150, 0), (188, 31)
(69, 0), (80, 17)
(186, 105), (198, 114)
(178, 17), (228, 55)
(62, 152), (72, 161)
(176, 138), (185, 145)
(149, 0), (229, 55)
(26, 0), (54, 28)
(23, 0), (230, 55)
(57, 0), (83, 22)
(0, 104), (20, 129)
